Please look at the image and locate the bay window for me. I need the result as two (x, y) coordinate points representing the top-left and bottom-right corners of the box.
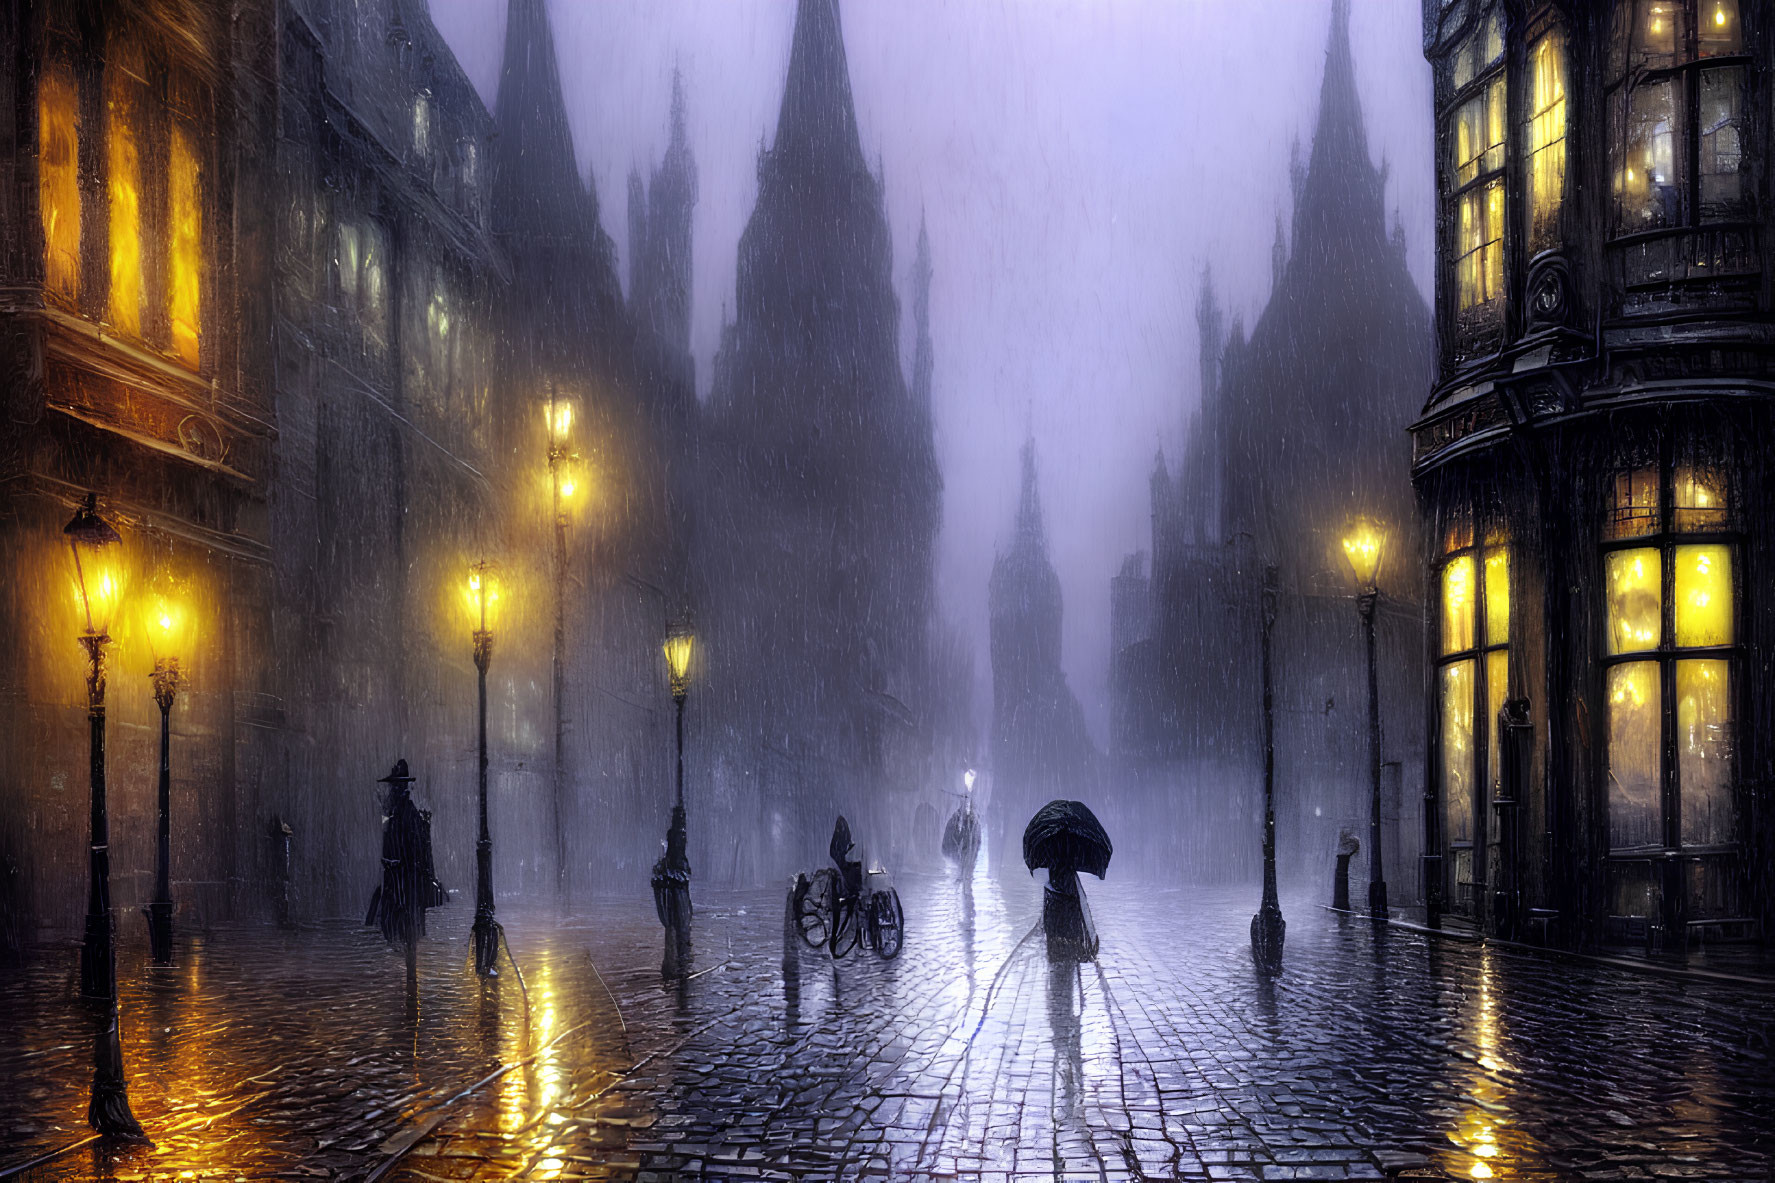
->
(1602, 454), (1736, 856)
(1440, 6), (1506, 355)
(38, 61), (81, 303)
(1609, 0), (1750, 234)
(1524, 27), (1567, 253)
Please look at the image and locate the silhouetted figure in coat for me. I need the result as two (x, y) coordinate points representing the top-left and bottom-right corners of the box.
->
(830, 815), (863, 901)
(365, 760), (446, 976)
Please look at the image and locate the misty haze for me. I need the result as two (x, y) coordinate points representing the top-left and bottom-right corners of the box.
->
(2, 1), (1774, 1180)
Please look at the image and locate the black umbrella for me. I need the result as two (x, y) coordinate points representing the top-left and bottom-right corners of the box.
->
(1022, 800), (1112, 879)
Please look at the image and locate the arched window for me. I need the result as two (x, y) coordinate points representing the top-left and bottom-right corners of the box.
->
(1523, 25), (1568, 253)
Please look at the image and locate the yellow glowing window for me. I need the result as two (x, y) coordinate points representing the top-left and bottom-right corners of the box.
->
(1440, 660), (1475, 844)
(1676, 659), (1731, 846)
(1525, 32), (1566, 252)
(106, 53), (143, 338)
(1673, 544), (1731, 648)
(1697, 0), (1741, 58)
(1674, 464), (1727, 532)
(1606, 547), (1662, 655)
(169, 125), (202, 368)
(1455, 180), (1504, 312)
(1483, 549), (1508, 648)
(1442, 554), (1475, 656)
(1607, 662), (1662, 849)
(1485, 649), (1508, 794)
(1451, 78), (1506, 188)
(39, 65), (81, 303)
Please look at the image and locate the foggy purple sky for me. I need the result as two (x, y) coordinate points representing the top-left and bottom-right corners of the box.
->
(427, 0), (1435, 743)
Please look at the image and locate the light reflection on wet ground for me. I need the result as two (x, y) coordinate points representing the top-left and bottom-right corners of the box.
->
(0, 863), (1771, 1180)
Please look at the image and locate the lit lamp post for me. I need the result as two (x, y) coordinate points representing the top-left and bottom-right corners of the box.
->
(545, 389), (578, 901)
(64, 495), (145, 1138)
(145, 587), (188, 966)
(466, 560), (501, 978)
(1341, 517), (1389, 921)
(655, 623), (694, 970)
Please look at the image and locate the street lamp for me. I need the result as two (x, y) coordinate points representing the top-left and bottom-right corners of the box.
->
(1250, 564), (1285, 974)
(545, 388), (578, 901)
(64, 494), (145, 1138)
(655, 623), (694, 967)
(465, 560), (501, 977)
(1341, 516), (1389, 921)
(144, 584), (189, 966)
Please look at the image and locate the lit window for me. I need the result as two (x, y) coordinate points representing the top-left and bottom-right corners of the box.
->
(1601, 453), (1737, 855)
(1524, 31), (1567, 252)
(106, 46), (144, 338)
(39, 65), (82, 303)
(413, 96), (431, 159)
(1435, 510), (1510, 917)
(168, 126), (202, 368)
(1609, 0), (1750, 236)
(1441, 10), (1507, 354)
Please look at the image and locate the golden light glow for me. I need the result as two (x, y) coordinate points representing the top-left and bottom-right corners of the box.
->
(1608, 661), (1661, 848)
(1483, 548), (1508, 647)
(66, 503), (125, 638)
(663, 630), (695, 696)
(169, 125), (202, 368)
(1605, 547), (1661, 654)
(465, 561), (500, 633)
(146, 592), (190, 660)
(1340, 518), (1385, 588)
(1525, 31), (1566, 251)
(1441, 554), (1475, 656)
(1440, 660), (1475, 844)
(547, 398), (574, 443)
(38, 64), (81, 302)
(106, 52), (143, 338)
(1678, 659), (1732, 846)
(1674, 544), (1732, 648)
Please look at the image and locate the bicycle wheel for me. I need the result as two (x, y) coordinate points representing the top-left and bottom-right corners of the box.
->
(795, 871), (833, 948)
(872, 890), (905, 960)
(829, 895), (862, 958)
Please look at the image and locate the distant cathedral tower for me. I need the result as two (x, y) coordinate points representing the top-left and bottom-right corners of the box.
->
(629, 72), (698, 361)
(990, 438), (1097, 839)
(701, 0), (941, 866)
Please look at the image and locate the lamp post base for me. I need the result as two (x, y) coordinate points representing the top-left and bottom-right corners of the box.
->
(472, 911), (499, 978)
(1368, 880), (1389, 922)
(88, 1001), (146, 1140)
(1250, 904), (1285, 975)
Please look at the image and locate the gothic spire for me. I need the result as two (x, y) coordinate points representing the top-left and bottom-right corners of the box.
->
(911, 212), (934, 420)
(1292, 0), (1386, 262)
(1016, 436), (1045, 550)
(492, 0), (592, 239)
(772, 0), (866, 174)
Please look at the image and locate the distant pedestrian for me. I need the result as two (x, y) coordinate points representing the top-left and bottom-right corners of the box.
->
(364, 760), (447, 975)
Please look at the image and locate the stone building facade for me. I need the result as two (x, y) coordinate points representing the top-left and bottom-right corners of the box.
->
(0, 0), (691, 944)
(1413, 0), (1773, 947)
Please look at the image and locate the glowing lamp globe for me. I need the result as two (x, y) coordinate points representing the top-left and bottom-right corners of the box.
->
(146, 592), (190, 662)
(663, 630), (695, 699)
(64, 496), (123, 637)
(465, 561), (500, 634)
(1341, 518), (1387, 590)
(964, 768), (977, 792)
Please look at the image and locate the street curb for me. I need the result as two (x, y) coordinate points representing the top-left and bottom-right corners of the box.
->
(1384, 915), (1775, 991)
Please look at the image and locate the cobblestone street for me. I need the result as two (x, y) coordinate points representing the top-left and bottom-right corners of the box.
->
(3, 861), (1772, 1181)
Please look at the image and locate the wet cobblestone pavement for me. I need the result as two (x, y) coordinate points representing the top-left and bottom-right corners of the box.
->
(3, 863), (1773, 1181)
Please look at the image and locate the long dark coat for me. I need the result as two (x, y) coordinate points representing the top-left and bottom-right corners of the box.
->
(365, 788), (446, 946)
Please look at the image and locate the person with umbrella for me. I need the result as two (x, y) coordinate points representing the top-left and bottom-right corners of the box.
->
(1023, 799), (1112, 962)
(365, 759), (448, 977)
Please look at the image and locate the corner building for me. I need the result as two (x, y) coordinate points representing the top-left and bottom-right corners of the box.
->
(1413, 0), (1772, 945)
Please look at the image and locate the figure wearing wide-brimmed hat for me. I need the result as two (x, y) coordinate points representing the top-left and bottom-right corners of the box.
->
(364, 759), (447, 972)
